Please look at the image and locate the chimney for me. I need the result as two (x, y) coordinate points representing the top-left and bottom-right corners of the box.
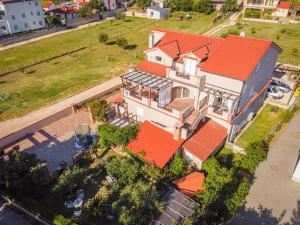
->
(173, 122), (183, 141)
(149, 33), (154, 48)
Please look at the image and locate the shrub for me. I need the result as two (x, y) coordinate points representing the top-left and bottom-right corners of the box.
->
(115, 12), (126, 20)
(116, 37), (128, 49)
(87, 196), (107, 217)
(220, 29), (239, 38)
(98, 33), (109, 43)
(53, 215), (78, 225)
(244, 8), (261, 18)
(79, 5), (93, 18)
(276, 34), (280, 40)
(165, 154), (186, 178)
(86, 99), (110, 122)
(251, 27), (256, 34)
(240, 141), (268, 174)
(53, 166), (85, 195)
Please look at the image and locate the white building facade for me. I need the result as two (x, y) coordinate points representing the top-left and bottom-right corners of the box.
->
(0, 0), (45, 36)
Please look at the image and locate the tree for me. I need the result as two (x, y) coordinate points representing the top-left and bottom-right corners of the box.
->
(46, 15), (61, 26)
(116, 37), (128, 49)
(79, 5), (93, 18)
(165, 154), (186, 178)
(99, 33), (109, 43)
(91, 0), (105, 20)
(240, 141), (268, 174)
(86, 99), (110, 122)
(104, 156), (141, 187)
(87, 196), (107, 217)
(193, 0), (213, 14)
(136, 0), (151, 11)
(112, 181), (163, 225)
(53, 215), (78, 225)
(222, 0), (238, 13)
(53, 166), (85, 195)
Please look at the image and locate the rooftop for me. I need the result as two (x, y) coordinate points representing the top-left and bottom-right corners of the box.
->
(183, 118), (227, 161)
(173, 172), (205, 196)
(127, 121), (184, 169)
(278, 1), (292, 9)
(136, 60), (169, 77)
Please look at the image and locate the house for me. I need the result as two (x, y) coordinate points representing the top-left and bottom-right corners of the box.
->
(42, 1), (55, 12)
(275, 1), (292, 17)
(0, 0), (46, 36)
(151, 0), (167, 8)
(122, 28), (281, 169)
(212, 0), (226, 10)
(243, 0), (280, 17)
(147, 5), (169, 20)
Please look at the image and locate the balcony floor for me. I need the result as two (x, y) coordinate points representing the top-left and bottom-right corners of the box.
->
(164, 98), (194, 111)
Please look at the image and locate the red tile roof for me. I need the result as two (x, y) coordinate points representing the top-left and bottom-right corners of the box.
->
(183, 119), (227, 161)
(173, 172), (205, 196)
(136, 60), (170, 77)
(43, 1), (54, 9)
(109, 96), (124, 104)
(278, 1), (292, 9)
(149, 29), (281, 81)
(127, 121), (184, 169)
(200, 35), (274, 81)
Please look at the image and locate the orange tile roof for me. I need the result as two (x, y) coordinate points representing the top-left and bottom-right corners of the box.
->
(200, 35), (275, 81)
(150, 29), (281, 81)
(127, 121), (184, 169)
(136, 60), (170, 77)
(278, 1), (292, 9)
(183, 119), (227, 161)
(173, 172), (205, 196)
(109, 96), (124, 104)
(43, 1), (54, 8)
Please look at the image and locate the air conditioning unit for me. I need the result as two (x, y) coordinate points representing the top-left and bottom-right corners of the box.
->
(247, 112), (255, 121)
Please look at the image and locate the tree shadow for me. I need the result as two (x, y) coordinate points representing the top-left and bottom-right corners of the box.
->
(0, 80), (6, 84)
(25, 70), (36, 75)
(106, 41), (116, 45)
(124, 44), (137, 50)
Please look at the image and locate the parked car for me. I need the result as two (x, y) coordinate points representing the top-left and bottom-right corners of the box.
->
(267, 85), (284, 99)
(271, 80), (290, 93)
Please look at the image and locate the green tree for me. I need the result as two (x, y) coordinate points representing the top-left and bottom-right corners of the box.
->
(112, 181), (163, 225)
(193, 0), (213, 14)
(99, 33), (109, 43)
(86, 99), (110, 122)
(240, 141), (268, 174)
(166, 154), (186, 178)
(104, 156), (141, 187)
(79, 5), (93, 18)
(87, 196), (107, 217)
(222, 0), (237, 13)
(91, 0), (105, 20)
(136, 0), (151, 11)
(53, 166), (85, 195)
(116, 37), (128, 49)
(53, 215), (78, 225)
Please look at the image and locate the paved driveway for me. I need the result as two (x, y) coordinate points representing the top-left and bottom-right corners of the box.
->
(230, 111), (300, 225)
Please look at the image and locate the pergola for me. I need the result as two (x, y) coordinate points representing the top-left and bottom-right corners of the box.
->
(203, 86), (239, 101)
(121, 70), (172, 91)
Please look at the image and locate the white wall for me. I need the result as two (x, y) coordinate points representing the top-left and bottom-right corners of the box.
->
(0, 0), (45, 36)
(147, 8), (161, 19)
(103, 0), (117, 10)
(146, 48), (174, 66)
(275, 8), (289, 17)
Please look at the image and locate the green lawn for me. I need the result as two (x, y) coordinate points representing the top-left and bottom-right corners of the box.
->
(213, 20), (300, 65)
(0, 12), (218, 121)
(236, 104), (285, 148)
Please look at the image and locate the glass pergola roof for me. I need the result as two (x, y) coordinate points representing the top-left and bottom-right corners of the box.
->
(121, 70), (172, 91)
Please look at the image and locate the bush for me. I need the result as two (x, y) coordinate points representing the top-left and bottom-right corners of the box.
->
(116, 37), (128, 49)
(164, 154), (186, 178)
(53, 166), (85, 195)
(80, 5), (93, 18)
(115, 12), (126, 20)
(220, 29), (239, 38)
(86, 99), (110, 122)
(244, 8), (261, 18)
(98, 33), (109, 43)
(240, 141), (268, 174)
(53, 215), (78, 225)
(87, 196), (107, 217)
(251, 27), (256, 34)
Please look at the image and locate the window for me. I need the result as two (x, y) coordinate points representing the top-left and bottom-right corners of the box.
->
(0, 15), (3, 20)
(31, 12), (33, 16)
(11, 15), (15, 20)
(35, 2), (38, 6)
(13, 25), (18, 30)
(1, 26), (6, 31)
(155, 56), (162, 62)
(39, 21), (42, 25)
(22, 13), (26, 18)
(184, 58), (197, 76)
(24, 23), (28, 28)
(33, 21), (36, 25)
(172, 87), (190, 99)
(37, 11), (41, 16)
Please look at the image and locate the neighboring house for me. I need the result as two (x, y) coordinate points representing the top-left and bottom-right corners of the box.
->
(103, 0), (117, 10)
(275, 1), (292, 17)
(0, 0), (46, 36)
(243, 0), (280, 17)
(147, 5), (169, 19)
(151, 0), (167, 8)
(212, 0), (226, 10)
(120, 28), (281, 169)
(42, 1), (55, 12)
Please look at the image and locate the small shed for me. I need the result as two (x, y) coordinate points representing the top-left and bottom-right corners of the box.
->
(275, 1), (292, 17)
(146, 5), (169, 20)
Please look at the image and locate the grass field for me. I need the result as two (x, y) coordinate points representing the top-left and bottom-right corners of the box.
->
(214, 20), (300, 65)
(0, 12), (218, 121)
(236, 104), (285, 148)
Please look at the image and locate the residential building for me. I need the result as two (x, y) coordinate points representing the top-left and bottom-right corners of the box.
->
(243, 0), (280, 10)
(116, 28), (281, 169)
(147, 5), (169, 20)
(275, 1), (292, 17)
(0, 0), (46, 36)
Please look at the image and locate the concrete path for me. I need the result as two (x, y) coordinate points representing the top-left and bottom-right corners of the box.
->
(204, 11), (241, 36)
(0, 77), (120, 141)
(230, 111), (300, 225)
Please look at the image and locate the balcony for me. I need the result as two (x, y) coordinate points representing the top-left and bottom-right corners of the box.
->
(167, 67), (204, 88)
